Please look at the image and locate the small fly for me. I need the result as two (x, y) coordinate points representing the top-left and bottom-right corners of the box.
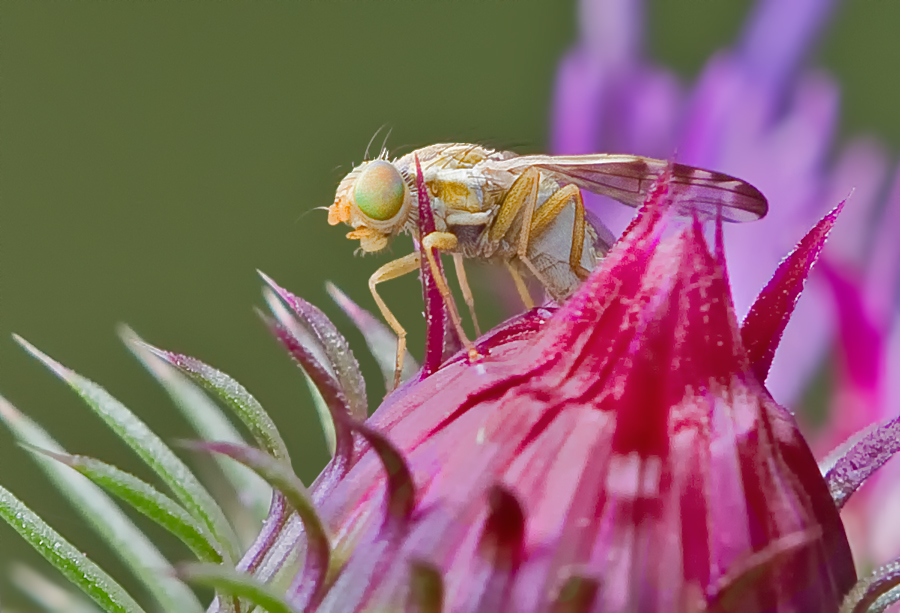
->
(328, 143), (767, 388)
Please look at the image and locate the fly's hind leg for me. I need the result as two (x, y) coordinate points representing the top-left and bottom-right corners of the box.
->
(529, 184), (591, 280)
(368, 251), (422, 390)
(420, 232), (480, 363)
(504, 261), (534, 309)
(489, 167), (554, 302)
(491, 171), (592, 304)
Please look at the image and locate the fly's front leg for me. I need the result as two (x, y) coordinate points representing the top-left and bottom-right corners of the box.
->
(529, 184), (591, 280)
(420, 232), (481, 363)
(368, 251), (421, 390)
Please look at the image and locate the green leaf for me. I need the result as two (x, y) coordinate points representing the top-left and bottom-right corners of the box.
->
(142, 343), (290, 465)
(179, 563), (298, 613)
(303, 370), (337, 457)
(194, 442), (332, 604)
(0, 395), (204, 613)
(14, 336), (241, 563)
(10, 564), (102, 613)
(31, 447), (224, 564)
(258, 309), (355, 464)
(260, 272), (368, 420)
(260, 292), (341, 456)
(0, 484), (146, 613)
(121, 325), (272, 523)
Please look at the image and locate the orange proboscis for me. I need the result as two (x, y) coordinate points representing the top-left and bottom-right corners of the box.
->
(328, 199), (351, 226)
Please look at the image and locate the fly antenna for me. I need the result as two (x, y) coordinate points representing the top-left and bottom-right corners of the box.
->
(295, 206), (331, 224)
(364, 125), (387, 161)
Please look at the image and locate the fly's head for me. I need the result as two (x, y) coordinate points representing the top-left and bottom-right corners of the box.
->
(329, 159), (414, 253)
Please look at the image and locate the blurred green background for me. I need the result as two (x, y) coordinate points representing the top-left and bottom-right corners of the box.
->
(1, 0), (899, 610)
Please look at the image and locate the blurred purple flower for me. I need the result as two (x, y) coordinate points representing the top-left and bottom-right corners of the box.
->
(552, 0), (900, 567)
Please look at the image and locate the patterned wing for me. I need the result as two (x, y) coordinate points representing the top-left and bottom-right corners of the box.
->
(496, 154), (768, 222)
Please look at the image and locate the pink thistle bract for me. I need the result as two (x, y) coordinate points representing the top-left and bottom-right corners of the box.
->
(297, 172), (856, 612)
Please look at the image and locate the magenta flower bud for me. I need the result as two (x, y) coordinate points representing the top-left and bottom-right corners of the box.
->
(282, 172), (857, 612)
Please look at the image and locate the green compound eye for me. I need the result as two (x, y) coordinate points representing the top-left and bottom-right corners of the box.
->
(353, 160), (405, 221)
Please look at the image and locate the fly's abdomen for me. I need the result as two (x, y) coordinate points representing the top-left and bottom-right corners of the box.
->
(527, 204), (599, 301)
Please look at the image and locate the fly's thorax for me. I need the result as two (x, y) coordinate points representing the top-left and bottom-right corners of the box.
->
(395, 154), (498, 244)
(328, 159), (415, 253)
(429, 177), (483, 214)
(395, 144), (518, 215)
(397, 143), (512, 171)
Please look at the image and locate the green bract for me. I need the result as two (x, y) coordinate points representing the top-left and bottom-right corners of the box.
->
(353, 160), (405, 220)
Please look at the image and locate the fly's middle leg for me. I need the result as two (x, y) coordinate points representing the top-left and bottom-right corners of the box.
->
(421, 232), (481, 363)
(452, 253), (481, 337)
